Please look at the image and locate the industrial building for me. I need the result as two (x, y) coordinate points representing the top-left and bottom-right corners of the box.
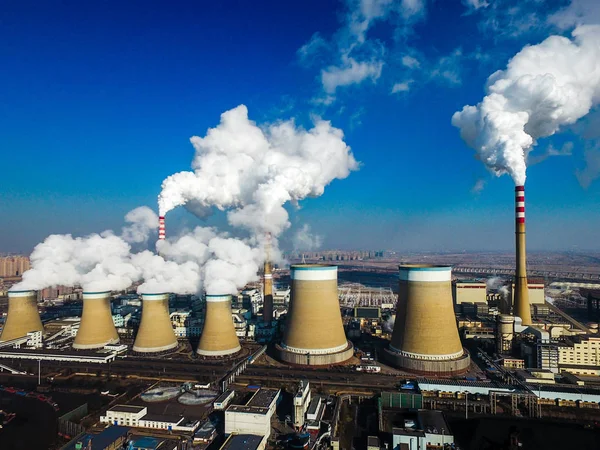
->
(73, 291), (119, 349)
(220, 434), (266, 450)
(510, 281), (546, 305)
(557, 336), (600, 375)
(392, 410), (455, 450)
(197, 294), (241, 357)
(453, 280), (487, 304)
(0, 290), (44, 342)
(100, 405), (200, 432)
(293, 380), (311, 429)
(385, 265), (470, 375)
(224, 388), (280, 440)
(133, 293), (178, 354)
(277, 264), (353, 366)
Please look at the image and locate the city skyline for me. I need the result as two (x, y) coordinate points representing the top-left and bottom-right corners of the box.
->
(2, 0), (600, 254)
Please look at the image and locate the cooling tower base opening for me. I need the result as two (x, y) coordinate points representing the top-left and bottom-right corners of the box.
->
(275, 341), (354, 366)
(133, 341), (178, 355)
(383, 347), (470, 376)
(73, 337), (120, 350)
(196, 345), (241, 357)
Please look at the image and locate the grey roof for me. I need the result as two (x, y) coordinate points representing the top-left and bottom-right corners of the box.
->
(221, 434), (264, 450)
(109, 405), (146, 414)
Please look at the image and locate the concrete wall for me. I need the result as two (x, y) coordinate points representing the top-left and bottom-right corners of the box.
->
(225, 411), (270, 437)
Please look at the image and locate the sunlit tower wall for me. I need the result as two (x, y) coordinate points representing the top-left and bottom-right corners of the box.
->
(496, 314), (515, 355)
(133, 293), (178, 354)
(514, 185), (532, 325)
(73, 291), (119, 349)
(263, 260), (273, 323)
(0, 290), (44, 342)
(197, 294), (241, 357)
(385, 265), (470, 375)
(276, 264), (353, 366)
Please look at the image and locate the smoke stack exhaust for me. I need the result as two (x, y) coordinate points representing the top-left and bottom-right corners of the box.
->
(0, 290), (44, 342)
(514, 186), (532, 325)
(158, 216), (166, 240)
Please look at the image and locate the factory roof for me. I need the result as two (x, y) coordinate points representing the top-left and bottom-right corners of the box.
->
(367, 436), (380, 447)
(63, 426), (130, 450)
(140, 413), (183, 425)
(109, 405), (146, 414)
(417, 378), (513, 390)
(220, 434), (264, 450)
(226, 405), (269, 415)
(418, 410), (451, 435)
(307, 397), (321, 416)
(215, 390), (235, 404)
(392, 427), (425, 437)
(247, 388), (279, 408)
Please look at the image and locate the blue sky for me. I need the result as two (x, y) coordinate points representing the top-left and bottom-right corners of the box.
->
(1, 0), (600, 253)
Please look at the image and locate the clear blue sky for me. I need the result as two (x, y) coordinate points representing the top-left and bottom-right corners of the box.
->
(1, 0), (599, 253)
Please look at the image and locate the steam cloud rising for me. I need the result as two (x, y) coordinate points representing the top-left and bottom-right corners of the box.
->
(159, 105), (359, 238)
(452, 25), (600, 185)
(15, 106), (357, 296)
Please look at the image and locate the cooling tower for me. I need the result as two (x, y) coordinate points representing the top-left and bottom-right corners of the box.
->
(133, 293), (178, 353)
(514, 186), (532, 325)
(0, 290), (43, 342)
(73, 291), (119, 349)
(158, 216), (166, 240)
(263, 260), (273, 323)
(197, 294), (241, 356)
(496, 314), (515, 355)
(276, 264), (353, 366)
(385, 265), (470, 375)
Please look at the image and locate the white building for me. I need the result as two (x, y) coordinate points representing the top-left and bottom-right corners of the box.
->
(102, 405), (147, 427)
(392, 411), (454, 450)
(225, 388), (279, 439)
(100, 404), (200, 432)
(214, 390), (235, 410)
(293, 380), (311, 428)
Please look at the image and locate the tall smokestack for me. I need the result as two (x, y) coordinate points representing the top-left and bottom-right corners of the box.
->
(197, 294), (241, 356)
(514, 186), (532, 325)
(0, 290), (44, 342)
(158, 216), (166, 240)
(263, 233), (273, 324)
(133, 293), (178, 353)
(73, 291), (119, 349)
(276, 264), (353, 366)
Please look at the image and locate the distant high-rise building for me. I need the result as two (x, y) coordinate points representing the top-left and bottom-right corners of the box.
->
(0, 256), (30, 278)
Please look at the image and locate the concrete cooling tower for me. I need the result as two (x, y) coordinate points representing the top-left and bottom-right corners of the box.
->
(276, 264), (353, 366)
(0, 290), (44, 342)
(73, 291), (119, 349)
(514, 185), (532, 325)
(385, 265), (470, 375)
(197, 294), (241, 357)
(133, 293), (178, 354)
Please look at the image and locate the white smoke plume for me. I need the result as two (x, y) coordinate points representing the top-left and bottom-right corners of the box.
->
(14, 210), (264, 296)
(158, 105), (359, 238)
(292, 224), (323, 251)
(452, 25), (600, 185)
(121, 206), (159, 245)
(487, 276), (509, 298)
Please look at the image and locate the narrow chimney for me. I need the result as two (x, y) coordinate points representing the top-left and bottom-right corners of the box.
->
(263, 233), (273, 323)
(514, 186), (532, 325)
(158, 216), (166, 241)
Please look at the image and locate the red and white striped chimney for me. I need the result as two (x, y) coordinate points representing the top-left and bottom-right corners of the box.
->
(515, 186), (525, 224)
(158, 216), (166, 241)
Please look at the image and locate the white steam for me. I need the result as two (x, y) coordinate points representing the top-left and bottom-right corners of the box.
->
(158, 105), (359, 238)
(121, 206), (159, 244)
(14, 210), (264, 296)
(292, 224), (323, 251)
(452, 25), (600, 185)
